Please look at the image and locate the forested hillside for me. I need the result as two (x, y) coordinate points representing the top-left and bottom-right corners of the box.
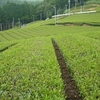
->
(0, 0), (21, 6)
(0, 0), (99, 30)
(0, 0), (42, 6)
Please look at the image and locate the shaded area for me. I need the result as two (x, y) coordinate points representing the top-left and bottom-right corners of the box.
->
(0, 43), (17, 52)
(52, 39), (82, 100)
(47, 22), (100, 27)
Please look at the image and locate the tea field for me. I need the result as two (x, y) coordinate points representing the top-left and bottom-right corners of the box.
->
(57, 12), (100, 26)
(0, 8), (100, 100)
(0, 38), (65, 100)
(54, 33), (100, 100)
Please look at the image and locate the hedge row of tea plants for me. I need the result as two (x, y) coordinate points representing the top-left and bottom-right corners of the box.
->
(54, 34), (100, 100)
(0, 37), (65, 100)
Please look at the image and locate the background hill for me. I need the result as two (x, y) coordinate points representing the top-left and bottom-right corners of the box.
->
(0, 0), (42, 6)
(0, 0), (100, 31)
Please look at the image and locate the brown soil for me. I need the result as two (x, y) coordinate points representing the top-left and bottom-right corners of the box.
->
(88, 8), (95, 10)
(52, 39), (82, 100)
(56, 23), (90, 26)
(65, 24), (75, 26)
(81, 24), (90, 26)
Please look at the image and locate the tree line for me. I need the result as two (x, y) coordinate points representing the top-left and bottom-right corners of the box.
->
(0, 0), (88, 30)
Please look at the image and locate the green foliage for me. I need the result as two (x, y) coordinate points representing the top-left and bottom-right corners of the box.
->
(57, 12), (100, 24)
(0, 0), (42, 6)
(0, 11), (100, 100)
(0, 38), (64, 100)
(86, 0), (100, 4)
(0, 41), (17, 52)
(0, 0), (99, 31)
(54, 33), (100, 100)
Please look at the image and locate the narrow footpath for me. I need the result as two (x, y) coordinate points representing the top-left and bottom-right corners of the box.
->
(52, 39), (82, 100)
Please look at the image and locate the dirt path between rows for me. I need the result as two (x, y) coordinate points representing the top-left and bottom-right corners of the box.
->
(52, 39), (82, 100)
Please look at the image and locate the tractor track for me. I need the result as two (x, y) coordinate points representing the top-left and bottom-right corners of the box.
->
(52, 39), (82, 100)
